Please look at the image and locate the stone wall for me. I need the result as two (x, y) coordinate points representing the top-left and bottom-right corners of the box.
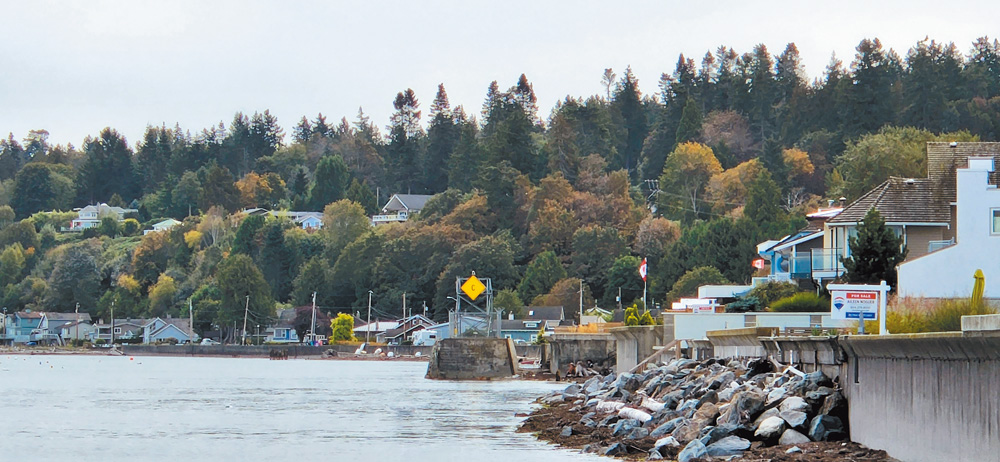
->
(839, 333), (1000, 462)
(425, 338), (519, 380)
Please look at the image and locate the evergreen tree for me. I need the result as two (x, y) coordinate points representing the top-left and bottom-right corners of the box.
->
(0, 134), (26, 181)
(313, 113), (334, 139)
(674, 98), (703, 144)
(199, 164), (241, 213)
(259, 221), (293, 302)
(345, 178), (377, 214)
(385, 89), (423, 193)
(232, 215), (266, 257)
(422, 84), (459, 192)
(308, 155), (350, 210)
(612, 66), (648, 176)
(517, 250), (567, 303)
(77, 127), (137, 204)
(842, 208), (907, 289)
(293, 116), (312, 144)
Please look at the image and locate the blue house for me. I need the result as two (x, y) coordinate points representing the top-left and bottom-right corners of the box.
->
(265, 309), (300, 343)
(500, 306), (566, 344)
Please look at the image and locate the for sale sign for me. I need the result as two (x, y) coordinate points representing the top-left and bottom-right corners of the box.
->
(830, 290), (878, 320)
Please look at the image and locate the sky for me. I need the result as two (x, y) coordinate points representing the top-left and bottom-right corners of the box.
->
(3, 0), (999, 149)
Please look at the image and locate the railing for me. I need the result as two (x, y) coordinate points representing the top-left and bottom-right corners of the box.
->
(790, 255), (812, 279)
(811, 248), (844, 276)
(927, 239), (955, 253)
(371, 213), (408, 223)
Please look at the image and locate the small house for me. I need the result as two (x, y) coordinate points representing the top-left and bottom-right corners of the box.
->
(371, 194), (433, 225)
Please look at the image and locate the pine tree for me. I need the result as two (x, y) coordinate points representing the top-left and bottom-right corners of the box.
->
(293, 116), (312, 144)
(842, 208), (908, 288)
(308, 155), (349, 210)
(674, 98), (703, 144)
(422, 84), (458, 192)
(259, 221), (293, 302)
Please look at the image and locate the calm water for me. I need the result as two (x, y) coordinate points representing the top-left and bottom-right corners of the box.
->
(0, 355), (597, 462)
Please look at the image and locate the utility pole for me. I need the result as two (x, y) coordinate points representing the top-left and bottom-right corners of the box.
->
(310, 292), (317, 346)
(110, 301), (115, 345)
(241, 295), (250, 346)
(189, 299), (194, 343)
(75, 302), (80, 342)
(402, 292), (407, 320)
(618, 287), (622, 310)
(579, 278), (584, 328)
(366, 290), (373, 345)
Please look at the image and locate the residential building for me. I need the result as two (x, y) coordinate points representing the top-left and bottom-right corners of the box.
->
(371, 194), (433, 225)
(757, 205), (843, 286)
(353, 321), (401, 343)
(69, 203), (138, 230)
(143, 218), (181, 235)
(265, 309), (300, 343)
(142, 317), (197, 344)
(382, 315), (435, 345)
(500, 306), (565, 344)
(898, 151), (1000, 298)
(60, 321), (95, 342)
(244, 208), (324, 230)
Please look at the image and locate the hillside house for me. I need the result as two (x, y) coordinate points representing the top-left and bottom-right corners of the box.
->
(69, 203), (137, 230)
(371, 194), (433, 225)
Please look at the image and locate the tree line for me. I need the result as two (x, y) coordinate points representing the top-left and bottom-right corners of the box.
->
(0, 36), (997, 335)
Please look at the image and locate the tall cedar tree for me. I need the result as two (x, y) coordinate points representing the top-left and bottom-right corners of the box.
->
(841, 208), (908, 289)
(422, 84), (459, 192)
(386, 89), (423, 193)
(612, 67), (647, 176)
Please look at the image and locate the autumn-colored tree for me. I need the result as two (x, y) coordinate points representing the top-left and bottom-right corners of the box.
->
(147, 273), (177, 317)
(706, 158), (765, 214)
(658, 142), (723, 219)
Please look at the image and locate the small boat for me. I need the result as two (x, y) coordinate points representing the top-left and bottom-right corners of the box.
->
(518, 357), (541, 369)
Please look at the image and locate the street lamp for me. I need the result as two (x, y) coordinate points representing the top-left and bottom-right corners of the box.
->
(256, 324), (260, 345)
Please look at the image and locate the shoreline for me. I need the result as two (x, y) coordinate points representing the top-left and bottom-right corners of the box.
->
(0, 346), (430, 361)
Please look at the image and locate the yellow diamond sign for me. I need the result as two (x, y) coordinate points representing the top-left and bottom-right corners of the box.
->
(461, 274), (486, 301)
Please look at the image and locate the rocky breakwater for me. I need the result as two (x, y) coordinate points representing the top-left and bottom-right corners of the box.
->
(520, 358), (888, 461)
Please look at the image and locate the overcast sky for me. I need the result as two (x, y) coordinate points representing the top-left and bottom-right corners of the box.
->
(3, 0), (998, 149)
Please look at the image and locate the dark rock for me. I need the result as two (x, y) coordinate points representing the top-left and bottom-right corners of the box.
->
(648, 449), (664, 460)
(698, 423), (737, 446)
(803, 370), (833, 390)
(650, 417), (685, 438)
(706, 435), (751, 457)
(708, 371), (736, 391)
(654, 436), (680, 449)
(603, 442), (628, 456)
(625, 426), (650, 440)
(560, 426), (573, 437)
(779, 410), (808, 429)
(599, 414), (619, 427)
(745, 358), (773, 378)
(677, 439), (708, 462)
(696, 389), (718, 409)
(581, 411), (596, 420)
(582, 419), (596, 428)
(611, 418), (640, 436)
(623, 375), (643, 393)
(582, 377), (602, 395)
(564, 383), (582, 395)
(779, 428), (811, 445)
(581, 444), (600, 454)
(806, 386), (835, 402)
(809, 415), (846, 441)
(820, 391), (849, 423)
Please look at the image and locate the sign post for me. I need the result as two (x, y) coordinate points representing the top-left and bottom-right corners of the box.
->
(827, 281), (890, 335)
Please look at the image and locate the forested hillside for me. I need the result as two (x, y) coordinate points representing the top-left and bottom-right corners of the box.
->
(0, 37), (997, 334)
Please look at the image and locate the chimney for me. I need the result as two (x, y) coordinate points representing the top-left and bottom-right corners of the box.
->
(827, 199), (834, 207)
(508, 312), (514, 320)
(839, 197), (847, 207)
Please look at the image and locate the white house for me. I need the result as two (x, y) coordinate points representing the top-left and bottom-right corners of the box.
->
(70, 203), (138, 230)
(143, 218), (181, 235)
(244, 208), (324, 231)
(371, 194), (433, 225)
(898, 153), (1000, 298)
(142, 317), (197, 344)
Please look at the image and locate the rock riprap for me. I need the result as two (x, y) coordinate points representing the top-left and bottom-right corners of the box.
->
(521, 357), (849, 459)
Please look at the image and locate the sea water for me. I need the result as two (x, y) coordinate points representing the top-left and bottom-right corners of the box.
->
(0, 355), (598, 462)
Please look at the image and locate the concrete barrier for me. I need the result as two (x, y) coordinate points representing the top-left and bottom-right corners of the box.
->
(547, 333), (615, 374)
(961, 313), (1000, 331)
(760, 336), (844, 378)
(705, 327), (777, 358)
(608, 326), (667, 373)
(840, 333), (1000, 462)
(425, 338), (519, 380)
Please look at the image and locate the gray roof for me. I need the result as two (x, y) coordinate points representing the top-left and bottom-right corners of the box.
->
(46, 312), (93, 322)
(382, 194), (433, 213)
(829, 142), (1000, 226)
(522, 306), (564, 321)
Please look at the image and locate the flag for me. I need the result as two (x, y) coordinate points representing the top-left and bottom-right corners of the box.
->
(639, 258), (647, 281)
(752, 258), (765, 270)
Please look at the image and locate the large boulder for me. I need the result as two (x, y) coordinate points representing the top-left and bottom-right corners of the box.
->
(779, 396), (809, 413)
(582, 377), (602, 395)
(559, 426), (573, 437)
(611, 418), (640, 437)
(766, 387), (787, 407)
(650, 417), (685, 438)
(706, 436), (751, 457)
(626, 427), (650, 440)
(779, 428), (812, 445)
(809, 415), (846, 441)
(779, 410), (809, 429)
(603, 442), (628, 456)
(654, 436), (681, 450)
(803, 370), (833, 390)
(677, 439), (708, 462)
(754, 416), (786, 443)
(717, 389), (766, 427)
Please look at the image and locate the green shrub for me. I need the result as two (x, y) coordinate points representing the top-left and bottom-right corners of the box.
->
(638, 311), (654, 325)
(666, 266), (729, 303)
(726, 296), (761, 313)
(625, 315), (639, 326)
(749, 281), (799, 308)
(769, 292), (829, 313)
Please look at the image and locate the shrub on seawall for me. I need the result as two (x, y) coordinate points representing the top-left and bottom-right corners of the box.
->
(769, 292), (829, 313)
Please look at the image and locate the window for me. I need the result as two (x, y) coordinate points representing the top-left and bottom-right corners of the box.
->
(114, 327), (122, 334)
(992, 209), (1000, 234)
(530, 335), (538, 342)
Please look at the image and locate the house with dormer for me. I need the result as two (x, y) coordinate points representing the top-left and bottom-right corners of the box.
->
(898, 145), (1000, 298)
(371, 194), (433, 225)
(500, 306), (566, 343)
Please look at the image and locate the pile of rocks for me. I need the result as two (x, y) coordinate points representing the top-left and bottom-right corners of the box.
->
(528, 357), (849, 461)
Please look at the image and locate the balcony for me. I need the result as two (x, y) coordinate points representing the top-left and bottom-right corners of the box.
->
(927, 239), (955, 253)
(811, 248), (844, 279)
(371, 212), (409, 224)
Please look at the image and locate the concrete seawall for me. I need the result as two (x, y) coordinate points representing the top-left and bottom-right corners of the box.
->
(425, 338), (519, 380)
(547, 333), (615, 374)
(840, 333), (1000, 462)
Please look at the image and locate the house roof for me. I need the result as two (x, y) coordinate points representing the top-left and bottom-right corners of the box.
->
(16, 311), (44, 319)
(522, 306), (564, 321)
(500, 319), (546, 331)
(382, 194), (433, 213)
(770, 230), (824, 253)
(830, 142), (1000, 226)
(46, 312), (93, 322)
(152, 218), (181, 228)
(75, 203), (137, 215)
(827, 177), (950, 225)
(353, 321), (400, 333)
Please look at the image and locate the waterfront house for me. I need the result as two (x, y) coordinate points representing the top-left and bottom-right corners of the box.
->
(69, 203), (138, 230)
(353, 321), (401, 343)
(500, 306), (565, 344)
(757, 204), (843, 287)
(382, 314), (436, 345)
(898, 148), (1000, 298)
(9, 311), (43, 343)
(60, 320), (95, 342)
(142, 317), (197, 344)
(92, 319), (146, 343)
(371, 194), (433, 226)
(265, 309), (300, 343)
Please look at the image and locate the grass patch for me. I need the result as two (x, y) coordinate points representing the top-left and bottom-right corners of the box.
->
(880, 297), (997, 333)
(769, 292), (829, 313)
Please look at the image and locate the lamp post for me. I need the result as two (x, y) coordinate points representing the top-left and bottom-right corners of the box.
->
(366, 290), (373, 345)
(241, 294), (250, 346)
(256, 324), (260, 345)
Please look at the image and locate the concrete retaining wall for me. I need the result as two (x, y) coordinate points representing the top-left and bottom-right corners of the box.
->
(761, 336), (844, 378)
(547, 334), (615, 374)
(609, 326), (667, 373)
(705, 327), (777, 358)
(425, 338), (519, 380)
(840, 333), (1000, 462)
